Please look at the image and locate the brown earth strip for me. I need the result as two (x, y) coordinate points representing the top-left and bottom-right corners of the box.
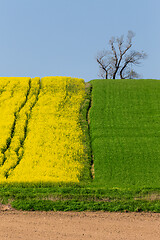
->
(0, 208), (160, 240)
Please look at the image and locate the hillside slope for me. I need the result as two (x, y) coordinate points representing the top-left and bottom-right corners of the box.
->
(89, 79), (160, 188)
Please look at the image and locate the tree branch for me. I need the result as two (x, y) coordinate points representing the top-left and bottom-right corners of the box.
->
(96, 30), (147, 79)
(96, 58), (109, 79)
(120, 51), (147, 79)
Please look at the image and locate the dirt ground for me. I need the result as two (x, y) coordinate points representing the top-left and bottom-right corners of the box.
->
(0, 205), (160, 240)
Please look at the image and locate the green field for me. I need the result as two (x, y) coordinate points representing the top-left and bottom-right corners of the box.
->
(90, 79), (160, 188)
(1, 79), (160, 212)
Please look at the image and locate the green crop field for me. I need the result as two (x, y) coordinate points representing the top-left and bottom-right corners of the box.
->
(1, 78), (160, 212)
(89, 79), (160, 188)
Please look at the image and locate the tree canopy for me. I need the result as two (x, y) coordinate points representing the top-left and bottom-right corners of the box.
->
(96, 31), (147, 79)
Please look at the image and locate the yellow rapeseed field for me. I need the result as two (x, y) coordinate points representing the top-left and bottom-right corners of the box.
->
(0, 77), (88, 183)
(0, 77), (40, 180)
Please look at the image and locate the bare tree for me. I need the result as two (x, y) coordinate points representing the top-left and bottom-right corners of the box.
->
(96, 31), (147, 79)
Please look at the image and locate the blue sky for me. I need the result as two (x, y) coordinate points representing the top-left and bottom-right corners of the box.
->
(0, 0), (159, 81)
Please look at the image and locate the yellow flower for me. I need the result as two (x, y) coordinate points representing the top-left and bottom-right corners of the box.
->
(0, 77), (87, 183)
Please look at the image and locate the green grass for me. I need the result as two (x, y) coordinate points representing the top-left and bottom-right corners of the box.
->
(11, 199), (160, 212)
(1, 183), (160, 211)
(1, 79), (160, 212)
(89, 79), (160, 188)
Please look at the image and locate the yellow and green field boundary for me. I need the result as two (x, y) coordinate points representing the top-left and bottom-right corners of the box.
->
(0, 77), (160, 212)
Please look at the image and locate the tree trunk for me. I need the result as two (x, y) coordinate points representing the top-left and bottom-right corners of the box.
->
(120, 63), (127, 79)
(113, 67), (118, 79)
(105, 71), (108, 79)
(120, 69), (124, 79)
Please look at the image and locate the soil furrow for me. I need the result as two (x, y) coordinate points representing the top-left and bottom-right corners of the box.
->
(5, 79), (41, 176)
(86, 84), (94, 179)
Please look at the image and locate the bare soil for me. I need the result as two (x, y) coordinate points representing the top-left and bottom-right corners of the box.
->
(0, 205), (160, 240)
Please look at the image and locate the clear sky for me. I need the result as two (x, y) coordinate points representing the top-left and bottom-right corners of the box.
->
(0, 0), (159, 81)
